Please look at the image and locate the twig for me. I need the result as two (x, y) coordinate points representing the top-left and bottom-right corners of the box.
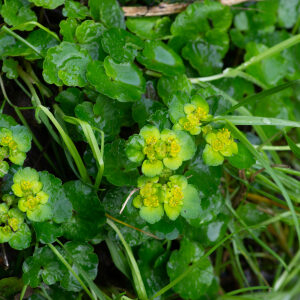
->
(120, 188), (139, 214)
(122, 3), (189, 17)
(122, 1), (256, 17)
(105, 213), (161, 240)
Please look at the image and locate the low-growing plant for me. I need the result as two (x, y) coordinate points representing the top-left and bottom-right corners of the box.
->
(0, 0), (300, 299)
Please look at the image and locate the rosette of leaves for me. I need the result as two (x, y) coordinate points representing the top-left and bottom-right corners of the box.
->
(168, 92), (212, 135)
(126, 125), (196, 177)
(0, 203), (31, 250)
(0, 124), (32, 177)
(86, 56), (146, 102)
(133, 175), (201, 224)
(203, 128), (238, 166)
(170, 0), (232, 76)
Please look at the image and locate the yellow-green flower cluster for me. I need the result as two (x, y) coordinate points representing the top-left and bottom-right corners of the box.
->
(132, 175), (200, 224)
(12, 168), (51, 222)
(169, 93), (212, 135)
(0, 128), (25, 167)
(0, 203), (24, 243)
(203, 128), (238, 166)
(126, 125), (196, 177)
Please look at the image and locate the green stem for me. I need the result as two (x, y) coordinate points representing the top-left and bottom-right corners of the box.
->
(107, 219), (148, 300)
(190, 33), (300, 84)
(256, 144), (300, 151)
(62, 114), (104, 188)
(20, 285), (27, 300)
(1, 26), (43, 57)
(225, 286), (270, 296)
(47, 243), (95, 300)
(11, 21), (60, 41)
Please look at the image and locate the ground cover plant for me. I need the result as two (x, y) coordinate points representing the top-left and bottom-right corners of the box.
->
(0, 0), (300, 299)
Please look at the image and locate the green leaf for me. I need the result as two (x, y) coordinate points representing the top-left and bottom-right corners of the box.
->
(0, 32), (29, 57)
(171, 1), (232, 36)
(59, 18), (78, 42)
(182, 39), (223, 76)
(126, 16), (171, 40)
(244, 42), (288, 86)
(33, 221), (62, 244)
(62, 180), (106, 241)
(28, 0), (64, 9)
(88, 0), (125, 29)
(43, 41), (92, 87)
(147, 109), (172, 132)
(1, 0), (37, 31)
(101, 27), (144, 63)
(63, 0), (89, 19)
(75, 98), (126, 141)
(104, 139), (140, 186)
(75, 20), (106, 60)
(284, 133), (300, 160)
(2, 58), (18, 79)
(0, 112), (18, 128)
(11, 125), (32, 152)
(60, 242), (98, 292)
(185, 213), (229, 247)
(278, 0), (300, 29)
(228, 142), (255, 169)
(23, 242), (97, 292)
(26, 29), (59, 60)
(132, 97), (165, 128)
(86, 59), (145, 102)
(157, 74), (192, 105)
(148, 217), (184, 240)
(185, 143), (222, 197)
(39, 171), (72, 223)
(137, 240), (169, 298)
(167, 239), (214, 299)
(137, 40), (185, 76)
(0, 277), (23, 298)
(8, 223), (31, 250)
(55, 87), (84, 115)
(23, 246), (66, 288)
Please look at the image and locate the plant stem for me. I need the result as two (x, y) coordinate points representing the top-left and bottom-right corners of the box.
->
(11, 21), (60, 41)
(20, 285), (27, 300)
(1, 26), (43, 57)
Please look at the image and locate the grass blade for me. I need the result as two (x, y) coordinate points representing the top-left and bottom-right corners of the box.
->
(224, 80), (300, 115)
(107, 219), (148, 300)
(38, 105), (91, 183)
(226, 121), (300, 248)
(284, 133), (300, 160)
(216, 116), (300, 128)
